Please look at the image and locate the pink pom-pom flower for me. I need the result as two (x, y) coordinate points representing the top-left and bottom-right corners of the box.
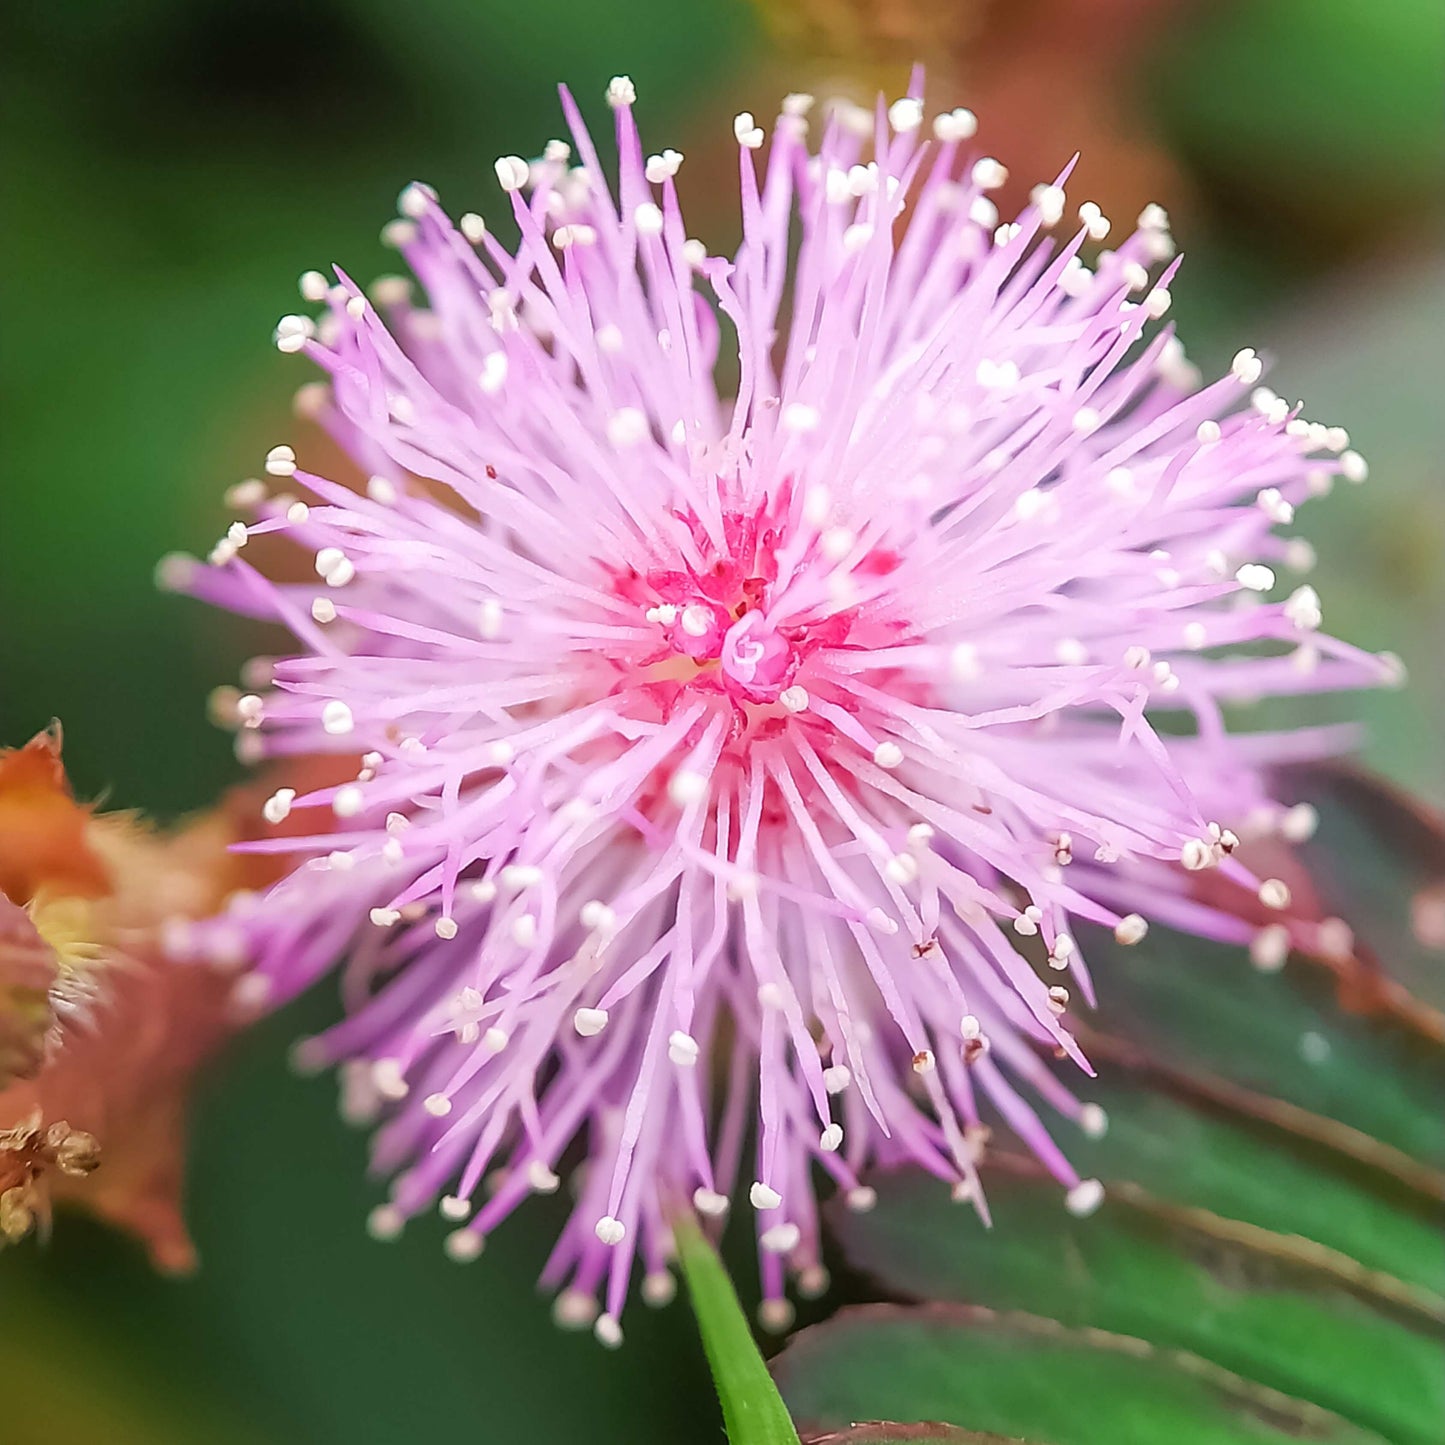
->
(165, 73), (1395, 1343)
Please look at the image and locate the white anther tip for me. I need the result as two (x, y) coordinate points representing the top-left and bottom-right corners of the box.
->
(749, 1181), (782, 1211)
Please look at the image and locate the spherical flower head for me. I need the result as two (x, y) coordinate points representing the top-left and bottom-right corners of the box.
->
(166, 73), (1395, 1330)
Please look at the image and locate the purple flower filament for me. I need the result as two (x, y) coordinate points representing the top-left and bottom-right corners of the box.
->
(166, 72), (1397, 1344)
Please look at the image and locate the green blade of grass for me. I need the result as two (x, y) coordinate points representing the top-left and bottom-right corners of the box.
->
(675, 1215), (802, 1445)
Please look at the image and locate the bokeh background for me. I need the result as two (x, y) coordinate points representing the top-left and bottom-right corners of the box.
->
(1, 1), (1440, 1440)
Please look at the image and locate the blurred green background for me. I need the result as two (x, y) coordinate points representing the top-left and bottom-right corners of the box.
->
(1, 1), (1440, 1441)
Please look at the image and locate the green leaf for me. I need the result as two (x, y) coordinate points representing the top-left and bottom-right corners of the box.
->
(676, 1214), (803, 1445)
(828, 1168), (1444, 1445)
(801, 1425), (1030, 1444)
(774, 1305), (1390, 1445)
(1275, 763), (1445, 1022)
(1073, 911), (1445, 1188)
(1062, 1079), (1445, 1303)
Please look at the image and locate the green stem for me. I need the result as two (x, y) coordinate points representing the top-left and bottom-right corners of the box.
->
(675, 1213), (803, 1445)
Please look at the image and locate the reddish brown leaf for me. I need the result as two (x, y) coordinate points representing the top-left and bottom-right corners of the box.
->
(0, 896), (59, 1086)
(0, 725), (263, 1271)
(0, 726), (111, 905)
(0, 808), (240, 1271)
(749, 0), (1192, 227)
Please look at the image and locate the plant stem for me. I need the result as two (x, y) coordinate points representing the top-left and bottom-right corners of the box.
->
(675, 1213), (803, 1445)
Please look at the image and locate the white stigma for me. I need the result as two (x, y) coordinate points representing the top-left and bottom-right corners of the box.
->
(733, 112), (764, 149)
(932, 107), (977, 142)
(692, 1187), (729, 1217)
(274, 314), (315, 354)
(315, 547), (355, 588)
(781, 401), (820, 433)
(644, 150), (684, 184)
(553, 1290), (599, 1331)
(667, 1030), (700, 1066)
(885, 852), (920, 885)
(321, 700), (355, 736)
(887, 95), (923, 132)
(574, 1007), (609, 1037)
(500, 862), (542, 890)
(478, 353), (509, 396)
(1031, 184), (1066, 227)
(1114, 914), (1148, 945)
(1230, 348), (1263, 385)
(1284, 586), (1322, 631)
(641, 1270), (677, 1307)
(1250, 924), (1290, 972)
(867, 907), (899, 935)
(760, 1222), (801, 1254)
(749, 1181), (782, 1211)
(444, 1229), (484, 1263)
(1280, 803), (1319, 842)
(262, 788), (295, 825)
(1258, 878), (1292, 910)
(1235, 563), (1276, 593)
(372, 1059), (408, 1099)
(580, 900), (616, 933)
(971, 158), (1007, 190)
(366, 1204), (405, 1241)
(1257, 488), (1294, 525)
(264, 444), (297, 477)
(527, 1161), (561, 1194)
(607, 408), (648, 447)
(494, 156), (529, 192)
(332, 784), (364, 818)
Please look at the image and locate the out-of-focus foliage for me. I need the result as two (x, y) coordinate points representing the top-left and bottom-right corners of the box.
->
(0, 0), (1440, 1440)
